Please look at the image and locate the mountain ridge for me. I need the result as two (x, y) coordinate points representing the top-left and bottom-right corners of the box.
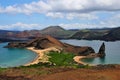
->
(0, 26), (120, 42)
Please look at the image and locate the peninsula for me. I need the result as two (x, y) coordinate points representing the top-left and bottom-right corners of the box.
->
(5, 35), (105, 66)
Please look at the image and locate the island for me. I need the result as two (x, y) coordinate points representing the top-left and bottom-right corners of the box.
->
(5, 35), (105, 66)
(1, 35), (119, 80)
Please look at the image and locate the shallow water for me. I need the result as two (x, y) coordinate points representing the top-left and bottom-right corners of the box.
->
(61, 40), (120, 65)
(0, 43), (37, 68)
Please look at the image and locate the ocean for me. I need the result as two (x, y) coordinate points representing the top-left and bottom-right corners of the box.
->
(0, 43), (37, 68)
(61, 40), (120, 65)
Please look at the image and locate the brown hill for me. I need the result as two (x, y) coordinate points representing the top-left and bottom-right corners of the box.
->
(5, 35), (95, 56)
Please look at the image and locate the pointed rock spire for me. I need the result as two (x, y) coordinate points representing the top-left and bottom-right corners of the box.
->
(98, 42), (106, 57)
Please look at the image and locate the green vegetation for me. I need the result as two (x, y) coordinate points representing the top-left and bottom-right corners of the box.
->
(81, 29), (90, 32)
(19, 62), (52, 68)
(0, 51), (92, 72)
(0, 68), (6, 74)
(48, 51), (78, 68)
(19, 51), (79, 68)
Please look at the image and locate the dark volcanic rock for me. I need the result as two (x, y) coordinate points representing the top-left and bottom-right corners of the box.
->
(5, 35), (95, 55)
(5, 42), (27, 48)
(98, 42), (106, 57)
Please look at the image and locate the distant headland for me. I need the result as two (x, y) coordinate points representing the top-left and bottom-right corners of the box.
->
(0, 26), (120, 42)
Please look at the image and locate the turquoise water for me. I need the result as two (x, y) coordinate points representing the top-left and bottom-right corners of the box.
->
(0, 43), (37, 68)
(61, 40), (120, 65)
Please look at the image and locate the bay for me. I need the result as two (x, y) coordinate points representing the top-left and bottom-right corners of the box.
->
(0, 43), (37, 68)
(61, 40), (120, 65)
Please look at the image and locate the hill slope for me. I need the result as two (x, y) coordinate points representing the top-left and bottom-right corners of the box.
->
(5, 35), (95, 56)
(103, 27), (120, 41)
(40, 26), (76, 39)
(70, 29), (109, 40)
(70, 27), (120, 41)
(0, 26), (77, 42)
(1, 27), (120, 42)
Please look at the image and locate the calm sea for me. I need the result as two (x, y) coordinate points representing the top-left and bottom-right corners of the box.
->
(1, 40), (120, 67)
(0, 43), (37, 68)
(61, 40), (120, 65)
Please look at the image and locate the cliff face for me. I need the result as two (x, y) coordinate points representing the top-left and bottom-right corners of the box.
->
(5, 35), (95, 56)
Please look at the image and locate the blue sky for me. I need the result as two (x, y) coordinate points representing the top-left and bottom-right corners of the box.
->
(0, 0), (120, 30)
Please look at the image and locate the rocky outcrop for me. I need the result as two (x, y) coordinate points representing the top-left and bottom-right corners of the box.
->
(6, 42), (27, 48)
(5, 35), (95, 56)
(85, 43), (106, 58)
(98, 42), (106, 57)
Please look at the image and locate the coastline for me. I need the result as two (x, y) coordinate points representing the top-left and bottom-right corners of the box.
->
(73, 56), (96, 66)
(24, 47), (61, 66)
(73, 56), (87, 65)
(25, 47), (94, 66)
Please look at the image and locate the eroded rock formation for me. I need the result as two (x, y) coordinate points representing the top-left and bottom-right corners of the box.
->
(98, 42), (106, 57)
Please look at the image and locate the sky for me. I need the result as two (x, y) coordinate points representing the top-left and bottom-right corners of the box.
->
(0, 0), (120, 31)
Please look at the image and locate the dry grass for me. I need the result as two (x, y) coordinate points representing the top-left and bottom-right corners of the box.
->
(0, 65), (120, 80)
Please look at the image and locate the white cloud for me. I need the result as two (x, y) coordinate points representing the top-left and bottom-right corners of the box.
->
(46, 12), (64, 19)
(99, 14), (120, 27)
(59, 23), (100, 29)
(59, 14), (120, 29)
(0, 0), (120, 29)
(0, 22), (42, 31)
(60, 18), (120, 29)
(0, 0), (120, 19)
(66, 13), (98, 20)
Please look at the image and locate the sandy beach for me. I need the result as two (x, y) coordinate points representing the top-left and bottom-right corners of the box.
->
(73, 56), (96, 66)
(25, 47), (94, 66)
(73, 56), (87, 65)
(25, 47), (60, 66)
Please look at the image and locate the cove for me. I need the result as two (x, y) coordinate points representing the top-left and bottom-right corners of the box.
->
(0, 43), (37, 68)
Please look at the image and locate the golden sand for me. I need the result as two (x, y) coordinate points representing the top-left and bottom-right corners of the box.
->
(73, 56), (96, 66)
(25, 47), (94, 66)
(25, 47), (60, 66)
